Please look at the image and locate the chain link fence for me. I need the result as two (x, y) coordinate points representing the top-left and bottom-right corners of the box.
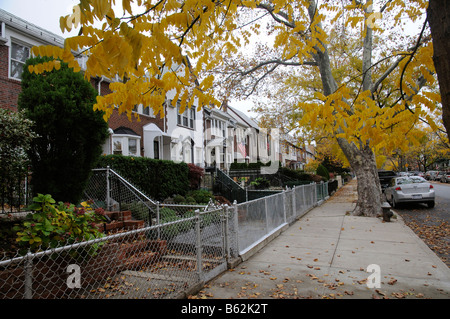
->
(83, 168), (158, 225)
(235, 182), (325, 255)
(0, 205), (233, 299)
(0, 167), (327, 299)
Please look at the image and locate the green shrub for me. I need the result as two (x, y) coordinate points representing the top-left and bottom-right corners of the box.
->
(13, 194), (105, 254)
(97, 155), (190, 201)
(173, 195), (185, 204)
(159, 207), (179, 238)
(178, 210), (196, 233)
(316, 164), (330, 181)
(279, 167), (313, 181)
(19, 57), (108, 203)
(250, 177), (270, 189)
(230, 161), (272, 170)
(187, 189), (214, 204)
(184, 196), (197, 204)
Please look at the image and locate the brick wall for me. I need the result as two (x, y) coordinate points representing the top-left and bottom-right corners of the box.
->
(0, 44), (21, 111)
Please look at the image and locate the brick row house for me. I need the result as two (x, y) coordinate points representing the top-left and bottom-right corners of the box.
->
(1, 8), (311, 172)
(0, 8), (203, 166)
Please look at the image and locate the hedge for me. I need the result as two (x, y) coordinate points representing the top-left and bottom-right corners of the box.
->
(229, 161), (272, 170)
(97, 155), (190, 201)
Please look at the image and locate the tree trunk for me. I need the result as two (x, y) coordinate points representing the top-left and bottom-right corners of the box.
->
(337, 139), (382, 217)
(305, 0), (382, 217)
(427, 0), (450, 141)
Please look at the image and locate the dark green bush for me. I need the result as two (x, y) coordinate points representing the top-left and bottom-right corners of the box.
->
(97, 155), (190, 201)
(316, 164), (330, 181)
(186, 189), (214, 204)
(173, 195), (185, 204)
(184, 196), (196, 204)
(250, 177), (270, 189)
(19, 57), (109, 203)
(279, 167), (312, 181)
(230, 161), (272, 170)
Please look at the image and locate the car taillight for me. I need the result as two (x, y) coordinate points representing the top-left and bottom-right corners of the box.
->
(430, 185), (434, 189)
(395, 187), (402, 191)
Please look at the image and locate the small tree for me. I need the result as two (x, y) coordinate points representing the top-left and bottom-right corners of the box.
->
(0, 109), (37, 211)
(316, 164), (330, 181)
(18, 57), (109, 204)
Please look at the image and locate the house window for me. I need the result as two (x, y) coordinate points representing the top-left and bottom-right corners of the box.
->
(10, 42), (30, 80)
(112, 129), (141, 157)
(128, 138), (137, 155)
(182, 110), (188, 127)
(190, 108), (195, 128)
(177, 102), (195, 129)
(113, 140), (122, 155)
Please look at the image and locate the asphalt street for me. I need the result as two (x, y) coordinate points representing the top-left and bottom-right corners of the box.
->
(392, 181), (450, 268)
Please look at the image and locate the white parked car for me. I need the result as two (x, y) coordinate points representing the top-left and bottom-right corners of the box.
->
(440, 171), (450, 183)
(385, 176), (435, 208)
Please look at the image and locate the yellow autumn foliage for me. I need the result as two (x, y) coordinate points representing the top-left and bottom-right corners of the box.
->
(27, 0), (442, 164)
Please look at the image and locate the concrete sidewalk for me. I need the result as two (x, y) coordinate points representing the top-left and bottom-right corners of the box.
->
(194, 179), (450, 299)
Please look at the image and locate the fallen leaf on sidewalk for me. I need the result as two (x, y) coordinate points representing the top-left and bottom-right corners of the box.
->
(388, 278), (397, 285)
(392, 292), (406, 299)
(306, 274), (319, 280)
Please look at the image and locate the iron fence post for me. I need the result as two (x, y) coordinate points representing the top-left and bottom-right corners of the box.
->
(292, 185), (296, 216)
(195, 209), (203, 281)
(156, 201), (160, 239)
(24, 250), (33, 299)
(232, 200), (239, 258)
(106, 166), (111, 211)
(223, 207), (230, 262)
(264, 197), (269, 234)
(313, 183), (316, 204)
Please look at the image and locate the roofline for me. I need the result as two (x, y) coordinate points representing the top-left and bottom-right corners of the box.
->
(227, 105), (259, 130)
(0, 8), (65, 47)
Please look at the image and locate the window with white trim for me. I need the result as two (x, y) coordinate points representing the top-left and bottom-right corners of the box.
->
(112, 135), (141, 156)
(128, 138), (137, 155)
(10, 42), (30, 80)
(176, 101), (195, 129)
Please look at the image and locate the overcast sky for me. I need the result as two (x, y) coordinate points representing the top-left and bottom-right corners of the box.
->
(0, 0), (258, 117)
(1, 0), (80, 37)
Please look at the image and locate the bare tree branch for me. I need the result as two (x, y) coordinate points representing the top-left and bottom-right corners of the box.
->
(239, 59), (317, 76)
